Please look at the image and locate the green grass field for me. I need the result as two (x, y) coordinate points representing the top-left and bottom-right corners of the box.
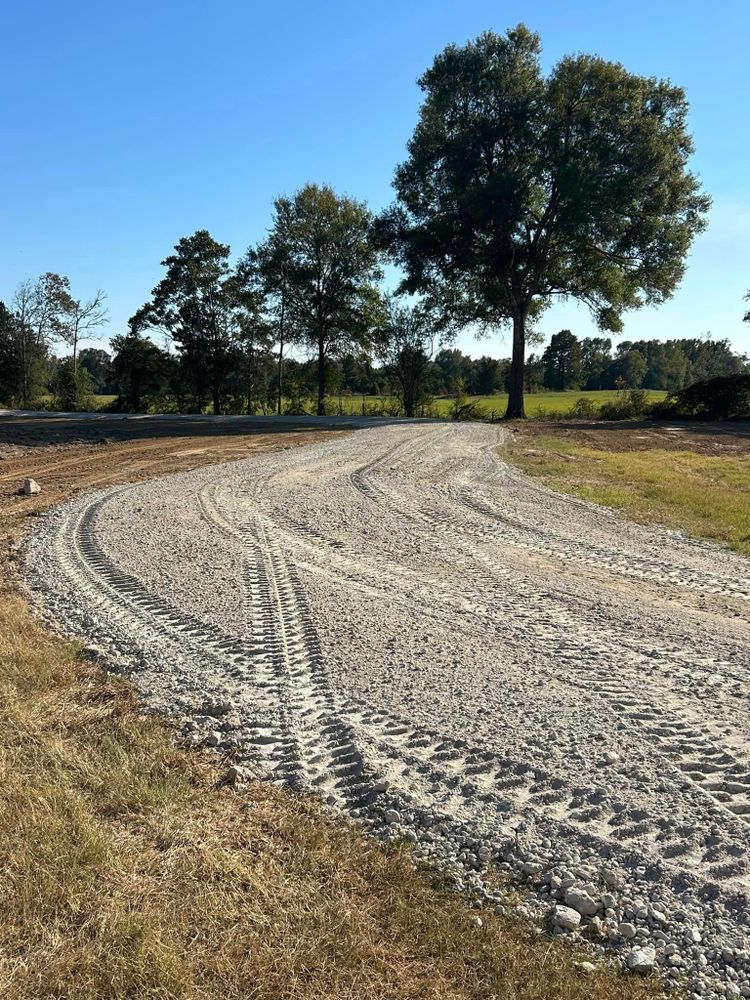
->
(332, 389), (667, 419)
(31, 388), (667, 419)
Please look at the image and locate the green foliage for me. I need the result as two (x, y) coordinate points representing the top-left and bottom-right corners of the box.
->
(111, 332), (174, 413)
(78, 348), (115, 394)
(655, 374), (750, 421)
(598, 387), (651, 420)
(542, 330), (582, 391)
(248, 183), (384, 416)
(7, 275), (69, 406)
(380, 24), (710, 418)
(377, 299), (437, 418)
(53, 358), (95, 412)
(133, 231), (239, 415)
(612, 351), (648, 389)
(568, 397), (598, 418)
(0, 302), (23, 404)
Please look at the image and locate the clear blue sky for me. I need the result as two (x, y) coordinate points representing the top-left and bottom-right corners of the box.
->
(2, 0), (749, 360)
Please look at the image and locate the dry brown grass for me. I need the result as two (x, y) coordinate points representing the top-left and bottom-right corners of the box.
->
(0, 426), (669, 999)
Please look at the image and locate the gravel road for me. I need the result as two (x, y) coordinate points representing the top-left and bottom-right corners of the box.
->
(24, 422), (750, 998)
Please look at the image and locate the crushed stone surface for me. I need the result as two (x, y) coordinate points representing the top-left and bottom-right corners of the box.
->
(24, 422), (750, 998)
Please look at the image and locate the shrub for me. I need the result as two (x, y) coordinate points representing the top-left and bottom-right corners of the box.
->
(53, 360), (95, 412)
(363, 397), (403, 418)
(568, 397), (598, 419)
(654, 374), (750, 421)
(598, 388), (651, 421)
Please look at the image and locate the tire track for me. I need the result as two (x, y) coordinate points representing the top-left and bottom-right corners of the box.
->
(199, 485), (377, 807)
(50, 486), (299, 778)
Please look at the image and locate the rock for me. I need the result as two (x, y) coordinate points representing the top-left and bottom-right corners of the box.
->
(684, 927), (702, 944)
(564, 887), (599, 917)
(602, 751), (620, 764)
(520, 861), (543, 876)
(554, 905), (582, 931)
(21, 478), (41, 495)
(626, 946), (657, 973)
(205, 731), (223, 747)
(585, 916), (606, 939)
(575, 961), (597, 974)
(619, 921), (638, 939)
(472, 915), (483, 928)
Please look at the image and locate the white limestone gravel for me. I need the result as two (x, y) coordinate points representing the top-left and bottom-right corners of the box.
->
(23, 421), (750, 997)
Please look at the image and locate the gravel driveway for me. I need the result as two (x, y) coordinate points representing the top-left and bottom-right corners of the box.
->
(25, 422), (750, 998)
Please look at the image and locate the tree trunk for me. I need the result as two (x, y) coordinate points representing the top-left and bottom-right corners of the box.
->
(277, 292), (285, 416)
(404, 383), (415, 418)
(504, 311), (527, 419)
(316, 336), (325, 417)
(212, 384), (221, 416)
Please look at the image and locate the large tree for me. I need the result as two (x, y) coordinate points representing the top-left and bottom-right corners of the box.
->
(111, 329), (173, 412)
(134, 231), (237, 414)
(248, 183), (383, 415)
(580, 337), (613, 390)
(380, 25), (710, 417)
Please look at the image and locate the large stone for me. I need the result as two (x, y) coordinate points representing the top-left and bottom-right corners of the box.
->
(553, 905), (582, 931)
(22, 478), (41, 496)
(564, 887), (599, 917)
(626, 946), (657, 973)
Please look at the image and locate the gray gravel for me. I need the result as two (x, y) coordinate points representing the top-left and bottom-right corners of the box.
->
(24, 422), (750, 997)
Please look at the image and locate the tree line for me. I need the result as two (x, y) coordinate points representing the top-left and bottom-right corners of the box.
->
(6, 23), (744, 419)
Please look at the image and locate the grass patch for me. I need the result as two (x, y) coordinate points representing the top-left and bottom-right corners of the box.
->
(508, 430), (750, 556)
(0, 435), (667, 999)
(326, 390), (667, 419)
(29, 389), (667, 419)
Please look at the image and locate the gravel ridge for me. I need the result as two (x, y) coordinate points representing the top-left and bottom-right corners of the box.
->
(23, 422), (750, 998)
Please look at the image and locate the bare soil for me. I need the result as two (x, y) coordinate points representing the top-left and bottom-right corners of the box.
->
(0, 416), (347, 526)
(506, 418), (750, 455)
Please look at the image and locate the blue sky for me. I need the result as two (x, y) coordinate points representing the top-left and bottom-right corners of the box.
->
(2, 0), (749, 360)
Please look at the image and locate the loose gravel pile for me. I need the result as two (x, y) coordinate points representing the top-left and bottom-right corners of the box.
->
(24, 422), (750, 999)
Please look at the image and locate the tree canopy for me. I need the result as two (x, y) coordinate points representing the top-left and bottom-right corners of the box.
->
(380, 24), (710, 417)
(247, 183), (384, 415)
(133, 230), (238, 414)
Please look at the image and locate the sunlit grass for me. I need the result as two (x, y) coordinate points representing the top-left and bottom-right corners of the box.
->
(509, 435), (750, 556)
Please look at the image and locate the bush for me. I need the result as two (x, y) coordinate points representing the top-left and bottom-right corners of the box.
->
(568, 397), (598, 419)
(654, 374), (750, 421)
(53, 360), (94, 412)
(363, 397), (402, 418)
(598, 388), (650, 421)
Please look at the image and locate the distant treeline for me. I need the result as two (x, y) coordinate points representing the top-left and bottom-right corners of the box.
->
(0, 285), (747, 415)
